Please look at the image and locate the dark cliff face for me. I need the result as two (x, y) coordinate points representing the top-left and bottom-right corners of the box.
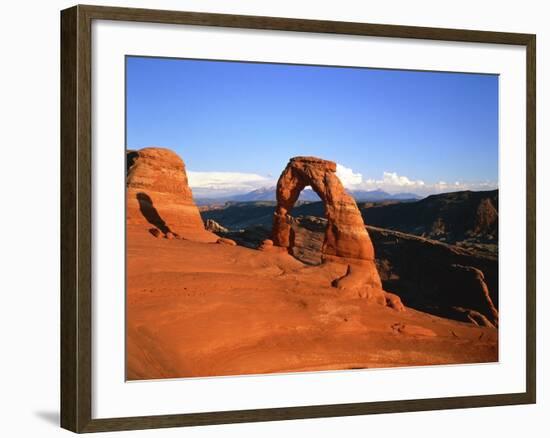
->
(366, 225), (498, 326)
(359, 189), (498, 245)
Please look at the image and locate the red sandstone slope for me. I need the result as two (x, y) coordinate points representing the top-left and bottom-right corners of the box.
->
(127, 230), (497, 379)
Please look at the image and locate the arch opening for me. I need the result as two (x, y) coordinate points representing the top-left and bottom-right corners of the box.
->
(284, 184), (329, 266)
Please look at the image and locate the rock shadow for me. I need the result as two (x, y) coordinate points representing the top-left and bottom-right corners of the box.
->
(136, 192), (172, 234)
(126, 150), (139, 175)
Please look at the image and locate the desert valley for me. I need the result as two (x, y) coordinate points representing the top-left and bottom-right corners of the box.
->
(126, 147), (498, 380)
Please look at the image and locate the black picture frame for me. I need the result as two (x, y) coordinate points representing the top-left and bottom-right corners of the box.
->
(61, 4), (536, 433)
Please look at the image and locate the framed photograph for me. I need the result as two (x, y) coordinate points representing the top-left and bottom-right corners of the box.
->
(60, 4), (536, 433)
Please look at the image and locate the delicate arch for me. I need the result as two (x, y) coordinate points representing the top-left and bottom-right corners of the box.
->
(272, 156), (376, 263)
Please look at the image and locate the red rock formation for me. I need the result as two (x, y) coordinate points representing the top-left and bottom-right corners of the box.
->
(272, 156), (402, 310)
(258, 239), (274, 251)
(473, 197), (498, 236)
(217, 237), (237, 246)
(127, 147), (217, 243)
(273, 157), (376, 262)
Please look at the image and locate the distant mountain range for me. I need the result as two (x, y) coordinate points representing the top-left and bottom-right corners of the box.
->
(196, 186), (422, 204)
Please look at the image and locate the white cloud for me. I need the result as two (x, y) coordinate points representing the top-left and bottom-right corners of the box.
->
(335, 165), (426, 191)
(357, 172), (427, 193)
(187, 171), (274, 196)
(336, 163), (363, 187)
(334, 164), (496, 196)
(380, 171), (425, 187)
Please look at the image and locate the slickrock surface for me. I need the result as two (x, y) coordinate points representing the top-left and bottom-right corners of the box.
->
(127, 229), (498, 380)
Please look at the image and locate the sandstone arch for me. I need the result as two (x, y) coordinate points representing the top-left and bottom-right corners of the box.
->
(273, 157), (374, 260)
(271, 157), (395, 301)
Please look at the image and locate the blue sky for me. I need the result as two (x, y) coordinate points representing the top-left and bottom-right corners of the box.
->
(126, 56), (498, 197)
